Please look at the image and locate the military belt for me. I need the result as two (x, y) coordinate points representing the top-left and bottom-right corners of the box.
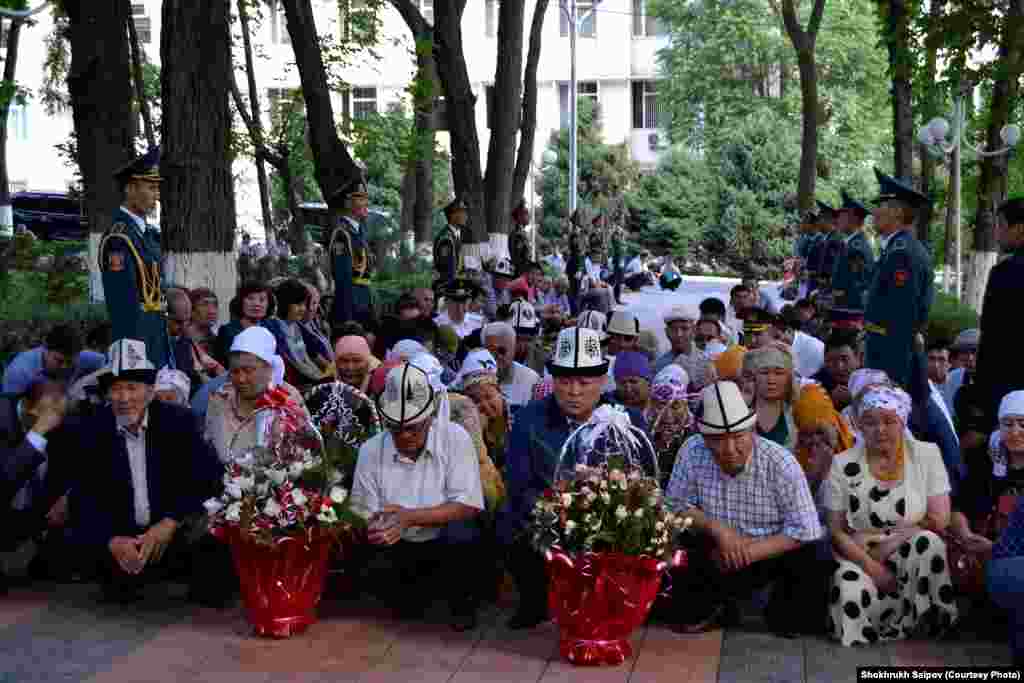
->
(864, 322), (887, 336)
(353, 277), (372, 286)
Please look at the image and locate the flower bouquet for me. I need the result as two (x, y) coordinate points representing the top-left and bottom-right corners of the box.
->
(529, 405), (691, 666)
(204, 393), (366, 638)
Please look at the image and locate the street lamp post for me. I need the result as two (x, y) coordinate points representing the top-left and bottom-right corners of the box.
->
(918, 95), (1020, 301)
(557, 1), (599, 218)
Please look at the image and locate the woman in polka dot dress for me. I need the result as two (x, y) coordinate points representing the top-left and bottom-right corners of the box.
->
(824, 386), (958, 646)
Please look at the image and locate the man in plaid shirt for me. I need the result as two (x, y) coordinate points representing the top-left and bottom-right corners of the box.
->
(665, 381), (831, 636)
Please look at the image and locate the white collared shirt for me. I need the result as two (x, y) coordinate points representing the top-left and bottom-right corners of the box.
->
(119, 411), (151, 527)
(119, 206), (147, 233)
(352, 422), (484, 542)
(878, 231), (898, 253)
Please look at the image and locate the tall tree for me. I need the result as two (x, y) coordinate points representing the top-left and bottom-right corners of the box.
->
(0, 12), (23, 246)
(279, 0), (363, 208)
(916, 0), (943, 246)
(965, 0), (1024, 312)
(64, 0), (137, 302)
(877, 0), (916, 180)
(161, 0), (237, 310)
(780, 0), (827, 213)
(125, 0), (155, 149)
(511, 0), (550, 208)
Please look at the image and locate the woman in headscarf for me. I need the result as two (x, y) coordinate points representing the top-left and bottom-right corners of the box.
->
(455, 348), (512, 470)
(214, 281), (274, 365)
(792, 382), (855, 513)
(204, 326), (308, 463)
(747, 345), (800, 451)
(153, 368), (191, 407)
(609, 350), (653, 410)
(265, 278), (330, 390)
(825, 386), (957, 646)
(842, 369), (892, 442)
(298, 280), (333, 371)
(643, 364), (692, 488)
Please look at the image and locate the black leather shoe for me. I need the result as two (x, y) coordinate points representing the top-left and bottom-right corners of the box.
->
(507, 607), (548, 630)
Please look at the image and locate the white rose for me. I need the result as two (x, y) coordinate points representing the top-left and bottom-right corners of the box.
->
(237, 475), (255, 491)
(267, 468), (287, 486)
(224, 501), (241, 522)
(599, 479), (609, 490)
(317, 507), (338, 524)
(565, 520), (577, 533)
(329, 486), (348, 504)
(225, 482), (243, 499)
(633, 508), (644, 518)
(615, 505), (628, 520)
(655, 521), (665, 531)
(288, 461), (305, 480)
(580, 486), (592, 497)
(627, 469), (641, 481)
(264, 498), (283, 518)
(327, 469), (344, 485)
(203, 498), (224, 515)
(291, 489), (308, 507)
(561, 493), (573, 507)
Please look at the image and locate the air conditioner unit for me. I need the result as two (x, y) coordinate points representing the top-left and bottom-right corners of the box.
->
(648, 133), (659, 151)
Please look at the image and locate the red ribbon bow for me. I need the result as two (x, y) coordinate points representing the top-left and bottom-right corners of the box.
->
(256, 386), (295, 411)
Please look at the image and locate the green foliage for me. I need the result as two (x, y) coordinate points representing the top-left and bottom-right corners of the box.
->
(926, 291), (978, 344)
(539, 99), (639, 240)
(269, 97), (322, 210)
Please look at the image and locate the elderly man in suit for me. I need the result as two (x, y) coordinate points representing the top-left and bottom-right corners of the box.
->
(71, 339), (233, 605)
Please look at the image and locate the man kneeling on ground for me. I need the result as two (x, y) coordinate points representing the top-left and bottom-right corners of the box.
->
(665, 380), (832, 636)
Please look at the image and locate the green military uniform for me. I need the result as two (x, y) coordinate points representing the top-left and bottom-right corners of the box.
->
(831, 192), (875, 311)
(803, 229), (825, 294)
(328, 180), (375, 335)
(864, 170), (934, 400)
(434, 197), (471, 302)
(99, 148), (174, 370)
(509, 199), (531, 277)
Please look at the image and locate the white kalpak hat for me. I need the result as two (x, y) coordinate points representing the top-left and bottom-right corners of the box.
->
(155, 368), (191, 402)
(697, 381), (756, 435)
(664, 304), (700, 325)
(577, 310), (608, 340)
(509, 300), (539, 335)
(547, 327), (609, 378)
(230, 326), (285, 387)
(376, 362), (436, 426)
(100, 339), (156, 390)
(607, 310), (641, 337)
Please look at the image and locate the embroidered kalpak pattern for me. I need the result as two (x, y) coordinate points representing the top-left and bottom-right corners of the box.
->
(583, 335), (602, 361)
(558, 336), (574, 360)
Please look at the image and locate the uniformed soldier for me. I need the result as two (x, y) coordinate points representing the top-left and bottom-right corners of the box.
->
(566, 210), (586, 316)
(509, 199), (531, 277)
(830, 190), (875, 311)
(974, 197), (1024, 434)
(99, 147), (174, 370)
(815, 201), (844, 297)
(796, 211), (821, 297)
(864, 169), (934, 402)
(604, 216), (625, 304)
(435, 197), (468, 290)
(327, 178), (375, 338)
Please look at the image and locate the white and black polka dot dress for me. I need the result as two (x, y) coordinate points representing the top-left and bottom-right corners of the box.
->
(825, 442), (958, 646)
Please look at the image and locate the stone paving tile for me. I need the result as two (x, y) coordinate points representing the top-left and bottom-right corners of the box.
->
(538, 624), (646, 683)
(628, 626), (721, 683)
(717, 628), (805, 683)
(805, 635), (891, 683)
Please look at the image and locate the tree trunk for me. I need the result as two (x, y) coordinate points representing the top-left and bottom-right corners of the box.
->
(236, 0), (276, 248)
(0, 18), (21, 233)
(916, 0), (944, 245)
(781, 0), (825, 214)
(65, 0), (137, 303)
(883, 0), (914, 180)
(942, 143), (958, 295)
(511, 0), (550, 210)
(432, 0), (486, 250)
(483, 0), (525, 242)
(411, 39), (436, 251)
(126, 0), (156, 149)
(966, 0), (1024, 312)
(279, 0), (362, 204)
(161, 0), (237, 315)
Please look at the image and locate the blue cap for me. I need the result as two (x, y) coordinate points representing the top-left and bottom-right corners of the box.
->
(840, 190), (869, 218)
(874, 168), (929, 209)
(114, 147), (161, 185)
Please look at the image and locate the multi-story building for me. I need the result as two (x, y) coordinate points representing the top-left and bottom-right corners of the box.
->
(9, 0), (667, 240)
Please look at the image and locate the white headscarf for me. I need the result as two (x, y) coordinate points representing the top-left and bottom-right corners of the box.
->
(154, 368), (191, 405)
(453, 348), (499, 390)
(387, 339), (427, 362)
(230, 326), (285, 387)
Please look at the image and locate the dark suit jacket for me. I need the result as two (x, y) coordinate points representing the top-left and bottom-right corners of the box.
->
(69, 400), (223, 549)
(0, 394), (45, 509)
(976, 248), (1024, 432)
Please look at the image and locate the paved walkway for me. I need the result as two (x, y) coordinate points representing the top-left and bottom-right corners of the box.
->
(0, 584), (1011, 683)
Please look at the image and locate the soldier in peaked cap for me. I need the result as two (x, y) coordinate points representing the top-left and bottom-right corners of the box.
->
(863, 169), (934, 404)
(100, 147), (174, 370)
(831, 190), (875, 311)
(814, 201), (844, 296)
(974, 197), (1024, 434)
(565, 210), (587, 315)
(435, 197), (468, 290)
(327, 178), (375, 340)
(509, 199), (532, 278)
(796, 210), (822, 298)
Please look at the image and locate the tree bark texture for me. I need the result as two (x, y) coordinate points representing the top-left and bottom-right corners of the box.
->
(65, 0), (137, 302)
(483, 0), (526, 237)
(916, 0), (944, 245)
(0, 18), (22, 212)
(966, 0), (1024, 312)
(412, 39), (436, 248)
(882, 0), (914, 181)
(511, 0), (550, 210)
(781, 0), (825, 214)
(126, 0), (155, 149)
(161, 0), (237, 308)
(279, 0), (362, 207)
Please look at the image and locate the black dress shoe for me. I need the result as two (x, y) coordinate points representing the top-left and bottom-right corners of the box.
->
(507, 607), (548, 630)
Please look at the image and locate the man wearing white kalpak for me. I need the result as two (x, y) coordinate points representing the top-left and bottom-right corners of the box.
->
(482, 322), (540, 411)
(351, 363), (484, 632)
(665, 381), (830, 637)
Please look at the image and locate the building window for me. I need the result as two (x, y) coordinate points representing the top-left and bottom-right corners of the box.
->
(560, 0), (596, 38)
(485, 0), (498, 37)
(270, 0), (290, 45)
(558, 81), (598, 129)
(631, 81), (664, 129)
(343, 0), (377, 43)
(352, 87), (378, 120)
(632, 0), (665, 37)
(131, 4), (152, 44)
(267, 87), (299, 124)
(419, 0), (434, 25)
(8, 103), (27, 142)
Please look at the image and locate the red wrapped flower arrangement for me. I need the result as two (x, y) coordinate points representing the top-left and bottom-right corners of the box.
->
(529, 405), (692, 666)
(204, 390), (365, 638)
